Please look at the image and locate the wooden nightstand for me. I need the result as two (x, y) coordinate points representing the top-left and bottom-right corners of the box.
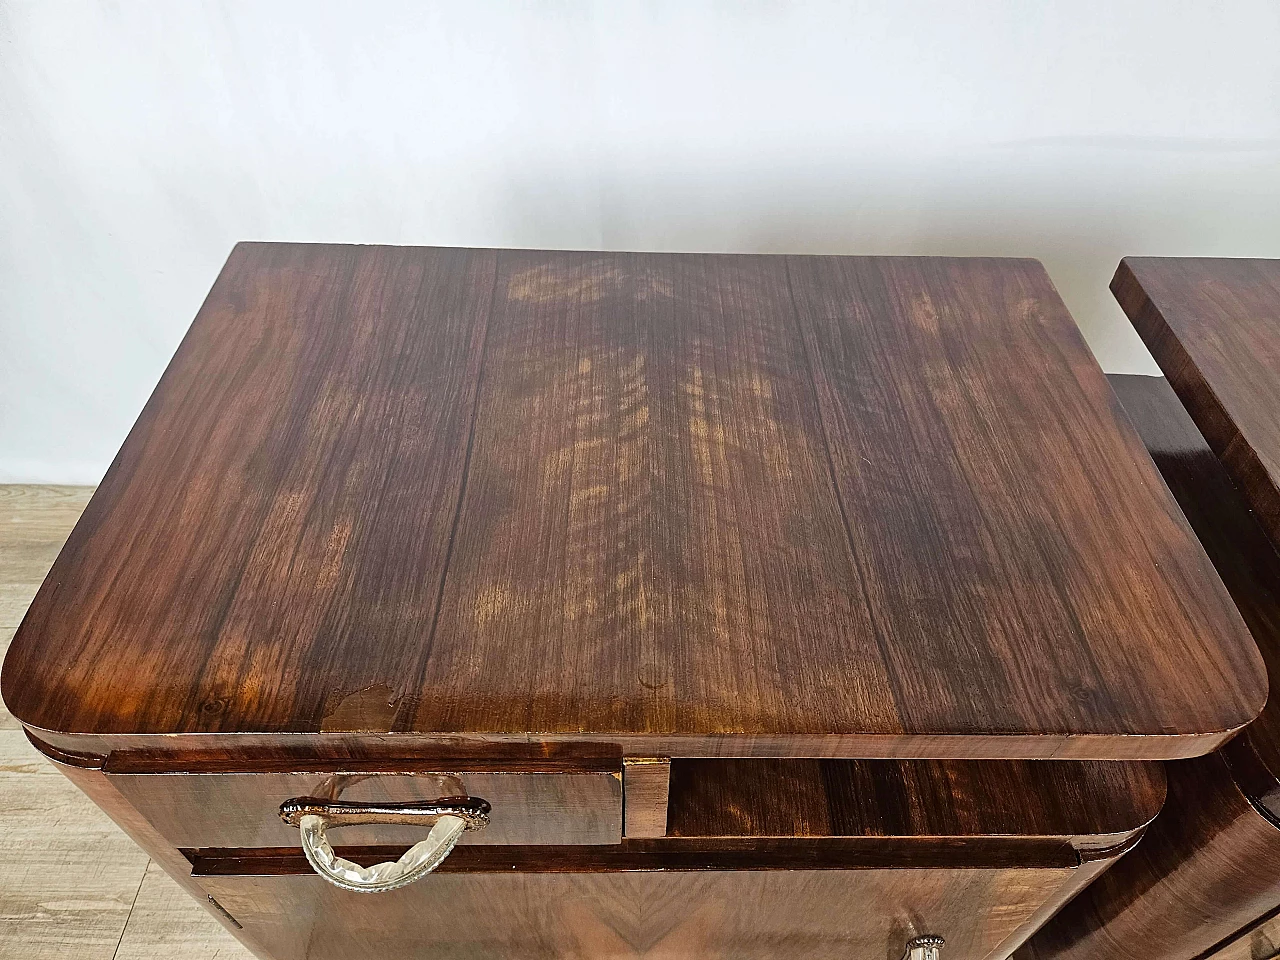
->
(1023, 258), (1280, 960)
(2, 247), (1261, 959)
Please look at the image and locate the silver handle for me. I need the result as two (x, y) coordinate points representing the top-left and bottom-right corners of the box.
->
(903, 936), (945, 960)
(279, 795), (490, 894)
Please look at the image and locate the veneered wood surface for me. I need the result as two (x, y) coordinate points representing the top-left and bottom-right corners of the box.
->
(1019, 375), (1280, 960)
(1114, 257), (1280, 550)
(30, 708), (1158, 960)
(119, 755), (1161, 856)
(1109, 374), (1280, 803)
(109, 767), (623, 848)
(3, 245), (1263, 759)
(1016, 750), (1280, 960)
(0, 485), (254, 960)
(622, 757), (671, 839)
(668, 758), (1163, 847)
(199, 866), (1076, 960)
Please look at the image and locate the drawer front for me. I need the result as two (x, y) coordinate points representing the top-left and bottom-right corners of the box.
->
(108, 769), (623, 847)
(199, 865), (1076, 960)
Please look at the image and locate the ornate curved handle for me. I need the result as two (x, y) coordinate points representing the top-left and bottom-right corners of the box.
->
(903, 936), (945, 960)
(279, 795), (490, 894)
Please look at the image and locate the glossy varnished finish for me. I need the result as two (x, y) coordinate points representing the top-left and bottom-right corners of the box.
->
(1114, 257), (1280, 550)
(1016, 751), (1280, 960)
(108, 766), (624, 848)
(28, 722), (1162, 960)
(1108, 374), (1280, 798)
(176, 755), (1160, 960)
(1019, 374), (1280, 960)
(1, 245), (1264, 759)
(1202, 907), (1280, 960)
(667, 758), (1164, 848)
(197, 867), (1082, 960)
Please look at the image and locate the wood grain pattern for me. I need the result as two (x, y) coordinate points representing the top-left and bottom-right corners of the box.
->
(1016, 750), (1280, 960)
(181, 757), (1158, 875)
(1018, 374), (1280, 960)
(0, 486), (170, 960)
(1114, 257), (1280, 551)
(3, 246), (1262, 760)
(1109, 374), (1280, 804)
(109, 767), (623, 848)
(29, 715), (1161, 960)
(5, 244), (497, 744)
(622, 756), (671, 838)
(1202, 906), (1280, 960)
(0, 630), (16, 730)
(667, 758), (1163, 848)
(197, 864), (1099, 960)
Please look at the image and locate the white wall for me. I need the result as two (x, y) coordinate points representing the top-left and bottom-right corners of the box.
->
(3, 1), (1279, 483)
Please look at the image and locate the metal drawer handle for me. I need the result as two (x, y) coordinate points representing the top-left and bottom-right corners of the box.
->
(279, 796), (490, 894)
(903, 936), (945, 960)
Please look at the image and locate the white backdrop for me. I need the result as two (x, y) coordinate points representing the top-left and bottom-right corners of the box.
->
(3, 1), (1280, 483)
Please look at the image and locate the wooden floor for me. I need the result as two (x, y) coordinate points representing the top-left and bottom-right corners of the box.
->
(0, 486), (253, 960)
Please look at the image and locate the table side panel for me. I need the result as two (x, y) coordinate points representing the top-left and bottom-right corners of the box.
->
(1016, 750), (1280, 960)
(1114, 257), (1280, 551)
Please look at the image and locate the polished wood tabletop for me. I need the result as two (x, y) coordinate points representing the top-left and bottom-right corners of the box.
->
(1115, 257), (1280, 551)
(1018, 375), (1280, 960)
(1, 245), (1264, 759)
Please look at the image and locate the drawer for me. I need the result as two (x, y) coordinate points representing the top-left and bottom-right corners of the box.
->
(104, 754), (623, 848)
(177, 758), (1166, 960)
(198, 861), (1074, 960)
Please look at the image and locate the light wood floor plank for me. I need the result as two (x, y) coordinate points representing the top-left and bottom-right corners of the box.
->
(0, 485), (253, 959)
(114, 863), (254, 960)
(0, 485), (87, 630)
(0, 584), (43, 631)
(0, 485), (95, 537)
(0, 730), (149, 960)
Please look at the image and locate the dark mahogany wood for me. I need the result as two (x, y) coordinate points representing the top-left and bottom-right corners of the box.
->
(30, 711), (1163, 960)
(1, 245), (1264, 760)
(667, 758), (1163, 848)
(109, 766), (624, 848)
(198, 866), (1090, 960)
(181, 756), (1161, 960)
(166, 756), (1161, 863)
(1108, 374), (1280, 803)
(1019, 374), (1280, 960)
(1016, 751), (1280, 960)
(1114, 257), (1280, 551)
